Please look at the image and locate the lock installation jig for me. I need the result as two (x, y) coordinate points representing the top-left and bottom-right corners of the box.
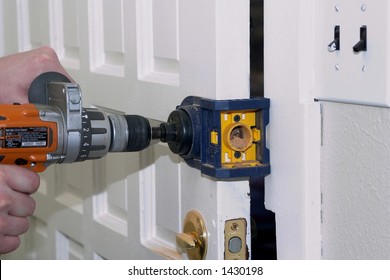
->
(159, 96), (270, 179)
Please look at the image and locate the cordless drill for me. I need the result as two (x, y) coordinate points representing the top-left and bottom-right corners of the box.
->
(0, 72), (162, 172)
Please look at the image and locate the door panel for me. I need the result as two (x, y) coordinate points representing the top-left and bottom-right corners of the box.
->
(137, 0), (180, 86)
(139, 146), (182, 259)
(1, 0), (251, 260)
(89, 0), (125, 76)
(52, 0), (81, 70)
(23, 0), (49, 50)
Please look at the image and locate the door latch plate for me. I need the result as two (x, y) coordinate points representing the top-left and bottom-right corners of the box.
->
(224, 218), (248, 260)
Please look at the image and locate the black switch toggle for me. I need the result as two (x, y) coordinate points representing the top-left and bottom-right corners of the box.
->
(328, 25), (340, 52)
(353, 26), (367, 53)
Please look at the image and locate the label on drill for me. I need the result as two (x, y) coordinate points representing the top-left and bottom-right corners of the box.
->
(4, 127), (47, 148)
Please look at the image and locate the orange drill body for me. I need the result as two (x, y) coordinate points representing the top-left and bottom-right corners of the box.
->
(0, 104), (59, 172)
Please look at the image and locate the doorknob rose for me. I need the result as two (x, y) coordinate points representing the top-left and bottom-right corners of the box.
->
(176, 210), (208, 260)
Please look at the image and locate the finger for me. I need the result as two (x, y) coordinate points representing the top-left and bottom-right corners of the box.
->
(8, 192), (36, 217)
(0, 165), (40, 194)
(0, 235), (21, 254)
(0, 215), (29, 236)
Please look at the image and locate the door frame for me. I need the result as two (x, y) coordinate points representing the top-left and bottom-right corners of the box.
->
(264, 0), (322, 259)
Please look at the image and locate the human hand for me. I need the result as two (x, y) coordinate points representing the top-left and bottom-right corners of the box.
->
(0, 165), (40, 254)
(0, 46), (73, 104)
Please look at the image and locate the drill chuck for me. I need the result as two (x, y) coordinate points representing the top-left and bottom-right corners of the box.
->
(108, 114), (153, 153)
(72, 109), (155, 162)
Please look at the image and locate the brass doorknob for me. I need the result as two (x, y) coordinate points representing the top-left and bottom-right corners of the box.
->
(176, 233), (197, 249)
(176, 210), (208, 260)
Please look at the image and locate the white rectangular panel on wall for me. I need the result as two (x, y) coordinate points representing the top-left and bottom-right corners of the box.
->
(315, 1), (390, 107)
(321, 102), (390, 259)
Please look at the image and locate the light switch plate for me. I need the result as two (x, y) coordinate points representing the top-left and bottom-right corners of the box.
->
(315, 1), (390, 107)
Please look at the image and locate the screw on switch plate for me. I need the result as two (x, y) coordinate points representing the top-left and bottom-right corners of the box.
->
(353, 26), (367, 53)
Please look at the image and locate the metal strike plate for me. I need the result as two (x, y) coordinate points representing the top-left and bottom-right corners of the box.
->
(176, 210), (208, 260)
(224, 218), (248, 260)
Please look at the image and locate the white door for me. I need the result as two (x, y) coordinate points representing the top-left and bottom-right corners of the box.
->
(0, 0), (251, 260)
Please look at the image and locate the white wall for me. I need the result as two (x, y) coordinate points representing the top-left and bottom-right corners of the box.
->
(321, 102), (390, 259)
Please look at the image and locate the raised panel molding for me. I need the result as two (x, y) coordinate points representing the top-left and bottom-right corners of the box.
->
(88, 0), (125, 77)
(49, 0), (80, 69)
(16, 0), (48, 50)
(136, 0), (180, 87)
(26, 217), (50, 259)
(92, 154), (129, 237)
(139, 145), (182, 259)
(15, 0), (81, 68)
(56, 231), (84, 260)
(54, 165), (84, 214)
(93, 252), (106, 260)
